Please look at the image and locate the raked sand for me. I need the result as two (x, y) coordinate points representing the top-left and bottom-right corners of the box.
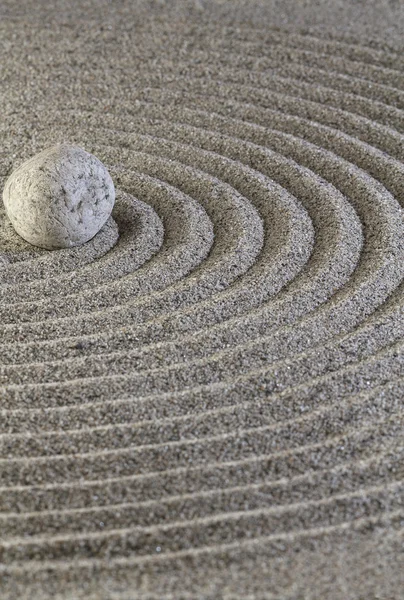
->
(1, 1), (404, 598)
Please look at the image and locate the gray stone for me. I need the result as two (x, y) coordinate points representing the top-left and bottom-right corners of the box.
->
(2, 143), (115, 249)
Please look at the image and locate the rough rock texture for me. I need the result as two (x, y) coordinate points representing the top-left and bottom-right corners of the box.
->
(2, 144), (115, 249)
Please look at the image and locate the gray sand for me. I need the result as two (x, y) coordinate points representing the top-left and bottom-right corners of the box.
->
(1, 1), (404, 598)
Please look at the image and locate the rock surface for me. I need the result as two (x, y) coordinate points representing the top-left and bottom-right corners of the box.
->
(2, 143), (115, 249)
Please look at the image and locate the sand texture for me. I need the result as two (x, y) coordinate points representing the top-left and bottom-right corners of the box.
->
(1, 1), (404, 598)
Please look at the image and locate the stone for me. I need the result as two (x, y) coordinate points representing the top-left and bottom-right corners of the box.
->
(2, 143), (115, 249)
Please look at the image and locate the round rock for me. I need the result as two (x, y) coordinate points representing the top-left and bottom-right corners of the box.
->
(2, 143), (115, 249)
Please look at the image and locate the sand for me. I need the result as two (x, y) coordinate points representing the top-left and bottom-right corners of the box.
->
(0, 1), (404, 598)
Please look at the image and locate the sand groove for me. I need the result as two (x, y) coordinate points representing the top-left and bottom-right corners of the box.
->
(1, 6), (404, 598)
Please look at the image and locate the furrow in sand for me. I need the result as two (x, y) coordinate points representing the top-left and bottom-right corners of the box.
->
(1, 130), (403, 395)
(0, 431), (401, 514)
(0, 211), (119, 283)
(1, 517), (403, 600)
(1, 9), (404, 596)
(2, 323), (404, 431)
(0, 487), (403, 563)
(0, 156), (265, 319)
(0, 171), (215, 308)
(0, 130), (363, 341)
(0, 192), (163, 290)
(3, 108), (404, 368)
(2, 348), (404, 455)
(1, 447), (403, 535)
(214, 28), (404, 71)
(0, 410), (402, 487)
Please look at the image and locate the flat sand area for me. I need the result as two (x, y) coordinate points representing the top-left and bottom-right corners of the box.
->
(1, 1), (404, 598)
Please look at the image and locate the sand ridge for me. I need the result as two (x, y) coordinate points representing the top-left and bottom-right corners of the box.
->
(0, 1), (404, 598)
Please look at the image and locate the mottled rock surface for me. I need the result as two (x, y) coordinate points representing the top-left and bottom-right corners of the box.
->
(2, 143), (115, 249)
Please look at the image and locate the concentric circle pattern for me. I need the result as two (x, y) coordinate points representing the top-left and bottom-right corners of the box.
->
(1, 2), (404, 598)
